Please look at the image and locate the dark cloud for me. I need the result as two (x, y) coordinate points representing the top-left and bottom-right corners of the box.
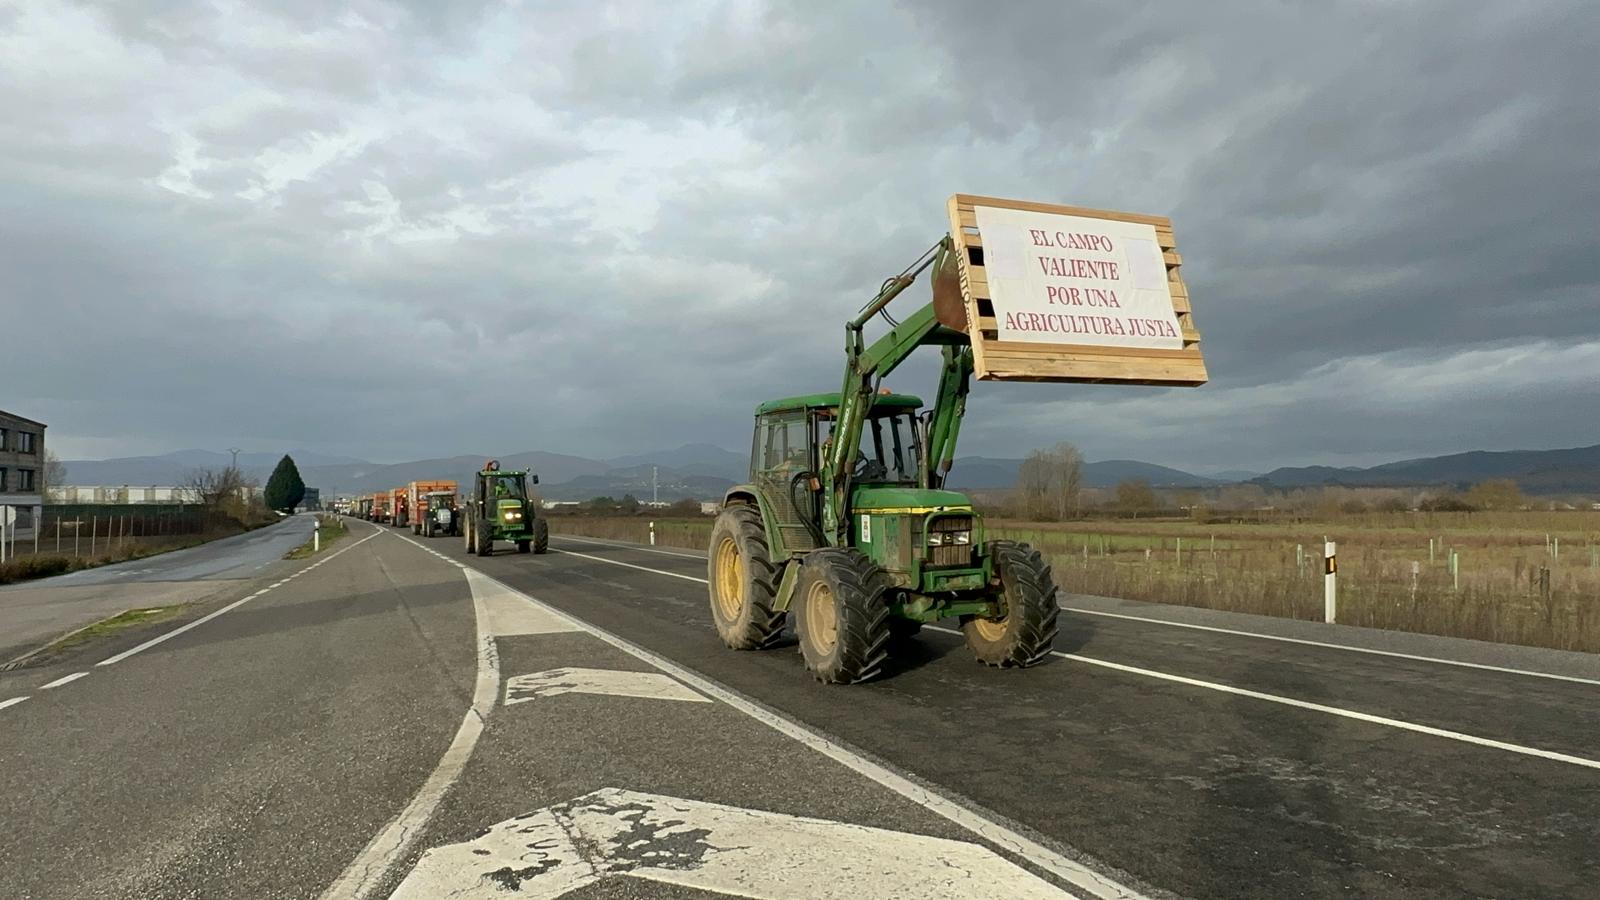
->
(3, 0), (1596, 474)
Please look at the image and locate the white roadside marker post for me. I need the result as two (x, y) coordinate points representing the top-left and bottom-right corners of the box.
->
(314, 517), (321, 553)
(1324, 540), (1338, 624)
(649, 521), (657, 546)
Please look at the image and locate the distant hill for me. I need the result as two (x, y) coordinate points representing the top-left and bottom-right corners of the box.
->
(945, 457), (1216, 490)
(1253, 444), (1600, 494)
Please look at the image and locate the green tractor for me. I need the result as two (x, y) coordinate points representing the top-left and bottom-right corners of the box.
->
(463, 461), (548, 556)
(708, 238), (1062, 684)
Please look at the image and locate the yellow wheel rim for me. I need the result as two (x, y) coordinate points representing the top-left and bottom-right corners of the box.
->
(972, 614), (1008, 642)
(714, 536), (745, 619)
(804, 581), (838, 655)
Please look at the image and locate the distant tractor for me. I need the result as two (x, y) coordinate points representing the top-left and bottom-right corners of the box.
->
(463, 460), (548, 556)
(707, 196), (1205, 683)
(406, 480), (459, 536)
(419, 490), (460, 538)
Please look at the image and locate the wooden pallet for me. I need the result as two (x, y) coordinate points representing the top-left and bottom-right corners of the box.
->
(944, 194), (1207, 386)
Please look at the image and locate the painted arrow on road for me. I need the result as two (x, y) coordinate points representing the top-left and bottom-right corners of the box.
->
(503, 668), (711, 705)
(390, 788), (1074, 899)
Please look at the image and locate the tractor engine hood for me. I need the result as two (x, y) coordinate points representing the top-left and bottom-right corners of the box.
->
(850, 486), (973, 513)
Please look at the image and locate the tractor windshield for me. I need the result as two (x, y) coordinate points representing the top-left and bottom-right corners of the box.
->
(490, 475), (526, 500)
(864, 412), (921, 484)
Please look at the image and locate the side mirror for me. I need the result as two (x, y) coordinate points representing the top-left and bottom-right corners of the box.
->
(530, 474), (540, 485)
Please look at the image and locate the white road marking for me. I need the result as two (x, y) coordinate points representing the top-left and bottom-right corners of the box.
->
(920, 624), (1600, 771)
(392, 788), (1073, 900)
(39, 671), (89, 689)
(556, 543), (1600, 774)
(1062, 606), (1600, 687)
(318, 566), (499, 900)
(432, 565), (1142, 900)
(549, 548), (707, 583)
(554, 534), (707, 560)
(98, 525), (384, 668)
(476, 578), (582, 637)
(0, 696), (30, 711)
(504, 667), (710, 705)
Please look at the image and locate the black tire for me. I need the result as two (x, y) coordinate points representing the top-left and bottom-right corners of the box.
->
(412, 522), (421, 535)
(794, 548), (892, 684)
(532, 518), (549, 554)
(477, 520), (493, 556)
(706, 505), (786, 650)
(961, 541), (1060, 667)
(464, 516), (475, 553)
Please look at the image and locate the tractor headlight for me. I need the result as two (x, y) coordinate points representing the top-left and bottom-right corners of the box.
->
(505, 510), (523, 520)
(952, 531), (971, 545)
(927, 532), (945, 546)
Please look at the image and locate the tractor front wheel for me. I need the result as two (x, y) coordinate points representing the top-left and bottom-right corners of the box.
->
(532, 518), (549, 554)
(463, 517), (473, 552)
(961, 541), (1059, 667)
(795, 548), (892, 684)
(476, 520), (493, 556)
(706, 505), (785, 650)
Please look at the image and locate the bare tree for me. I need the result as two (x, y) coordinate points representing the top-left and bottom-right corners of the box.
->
(1014, 442), (1084, 520)
(42, 448), (67, 502)
(182, 466), (252, 514)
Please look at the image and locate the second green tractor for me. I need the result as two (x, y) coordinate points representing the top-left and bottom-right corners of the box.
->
(463, 461), (549, 556)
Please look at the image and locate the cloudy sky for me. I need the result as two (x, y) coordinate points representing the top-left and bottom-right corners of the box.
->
(4, 0), (1595, 474)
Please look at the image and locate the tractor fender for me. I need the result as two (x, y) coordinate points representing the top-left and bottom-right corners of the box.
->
(720, 484), (792, 560)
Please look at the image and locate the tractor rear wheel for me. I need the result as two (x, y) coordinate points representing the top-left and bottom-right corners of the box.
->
(794, 548), (892, 684)
(476, 520), (493, 556)
(961, 541), (1059, 667)
(532, 518), (549, 554)
(706, 505), (785, 650)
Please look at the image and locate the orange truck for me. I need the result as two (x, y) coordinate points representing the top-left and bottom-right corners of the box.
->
(407, 480), (459, 536)
(369, 492), (391, 523)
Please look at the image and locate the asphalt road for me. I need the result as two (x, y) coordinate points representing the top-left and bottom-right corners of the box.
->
(0, 515), (315, 663)
(2, 520), (1596, 899)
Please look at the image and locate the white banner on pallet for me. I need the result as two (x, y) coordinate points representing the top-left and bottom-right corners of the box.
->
(974, 205), (1181, 349)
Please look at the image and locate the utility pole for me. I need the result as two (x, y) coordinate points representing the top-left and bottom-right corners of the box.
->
(652, 466), (658, 505)
(227, 447), (243, 469)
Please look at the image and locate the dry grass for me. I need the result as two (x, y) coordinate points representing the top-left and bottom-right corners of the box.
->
(552, 512), (1600, 653)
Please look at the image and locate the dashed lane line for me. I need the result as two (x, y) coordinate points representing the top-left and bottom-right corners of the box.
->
(548, 541), (1600, 773)
(0, 696), (29, 711)
(39, 672), (89, 690)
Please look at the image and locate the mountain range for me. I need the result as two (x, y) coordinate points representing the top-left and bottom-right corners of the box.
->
(56, 441), (1600, 500)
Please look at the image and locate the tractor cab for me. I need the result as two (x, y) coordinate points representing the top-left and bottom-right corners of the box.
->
(736, 392), (985, 594)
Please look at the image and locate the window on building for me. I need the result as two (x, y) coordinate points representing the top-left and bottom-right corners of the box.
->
(0, 467), (7, 491)
(16, 468), (34, 491)
(17, 432), (36, 454)
(0, 428), (8, 450)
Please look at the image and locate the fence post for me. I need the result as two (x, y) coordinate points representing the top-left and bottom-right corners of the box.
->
(1410, 560), (1419, 601)
(1176, 537), (1182, 567)
(91, 515), (98, 557)
(56, 517), (61, 553)
(1324, 540), (1337, 623)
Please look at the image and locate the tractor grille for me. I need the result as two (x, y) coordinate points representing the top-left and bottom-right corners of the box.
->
(927, 516), (974, 568)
